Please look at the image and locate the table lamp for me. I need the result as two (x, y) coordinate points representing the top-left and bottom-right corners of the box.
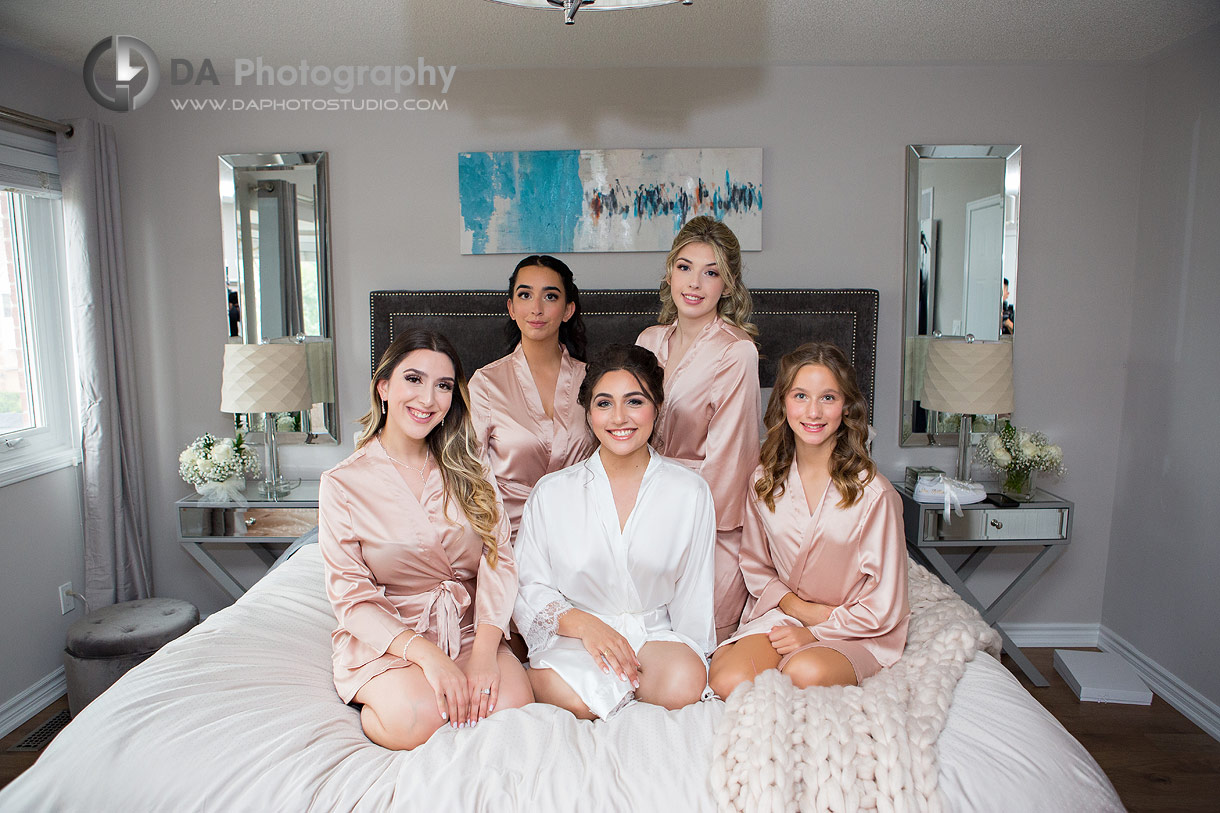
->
(919, 336), (1014, 480)
(220, 342), (312, 498)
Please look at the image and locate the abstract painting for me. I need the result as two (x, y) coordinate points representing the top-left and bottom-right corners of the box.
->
(458, 148), (762, 254)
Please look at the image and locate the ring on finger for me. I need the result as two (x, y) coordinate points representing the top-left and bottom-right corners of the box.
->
(480, 688), (492, 695)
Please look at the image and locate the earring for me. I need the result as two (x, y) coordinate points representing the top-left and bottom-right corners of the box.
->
(381, 400), (387, 415)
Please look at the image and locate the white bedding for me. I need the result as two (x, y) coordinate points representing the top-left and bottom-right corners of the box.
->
(0, 544), (1122, 812)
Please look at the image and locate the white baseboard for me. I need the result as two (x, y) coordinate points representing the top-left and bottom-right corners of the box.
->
(999, 622), (1100, 648)
(1099, 625), (1220, 743)
(0, 667), (67, 740)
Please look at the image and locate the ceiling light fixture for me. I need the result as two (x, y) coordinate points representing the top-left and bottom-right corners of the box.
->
(487, 0), (693, 26)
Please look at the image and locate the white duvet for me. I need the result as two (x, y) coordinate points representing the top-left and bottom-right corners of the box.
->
(0, 545), (1122, 812)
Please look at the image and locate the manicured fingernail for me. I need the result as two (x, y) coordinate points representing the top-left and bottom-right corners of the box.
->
(441, 712), (448, 721)
(489, 704), (495, 712)
(633, 680), (640, 689)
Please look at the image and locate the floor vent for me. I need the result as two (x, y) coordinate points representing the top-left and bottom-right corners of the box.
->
(7, 709), (70, 753)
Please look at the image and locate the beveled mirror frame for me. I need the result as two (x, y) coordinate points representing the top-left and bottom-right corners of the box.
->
(219, 151), (339, 444)
(900, 144), (1020, 447)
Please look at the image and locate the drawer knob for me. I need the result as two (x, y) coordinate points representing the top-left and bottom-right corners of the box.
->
(990, 519), (1003, 530)
(244, 517), (256, 527)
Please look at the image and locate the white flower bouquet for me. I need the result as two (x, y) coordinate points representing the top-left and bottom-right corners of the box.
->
(973, 421), (1066, 500)
(179, 433), (260, 501)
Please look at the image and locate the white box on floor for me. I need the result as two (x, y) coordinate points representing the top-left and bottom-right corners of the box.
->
(1053, 649), (1153, 705)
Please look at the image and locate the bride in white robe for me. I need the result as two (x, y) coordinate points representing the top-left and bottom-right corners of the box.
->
(513, 345), (717, 720)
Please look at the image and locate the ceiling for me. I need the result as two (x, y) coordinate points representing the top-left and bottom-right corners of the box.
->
(2, 0), (1218, 72)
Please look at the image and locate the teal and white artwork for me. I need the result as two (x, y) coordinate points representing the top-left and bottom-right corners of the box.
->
(458, 148), (762, 254)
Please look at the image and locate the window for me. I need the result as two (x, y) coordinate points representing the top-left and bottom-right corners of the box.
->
(0, 129), (78, 487)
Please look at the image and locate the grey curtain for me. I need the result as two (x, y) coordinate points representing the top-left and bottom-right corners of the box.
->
(56, 118), (152, 606)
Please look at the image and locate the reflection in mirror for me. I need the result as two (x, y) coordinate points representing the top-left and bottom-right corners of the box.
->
(900, 145), (1020, 447)
(219, 152), (338, 443)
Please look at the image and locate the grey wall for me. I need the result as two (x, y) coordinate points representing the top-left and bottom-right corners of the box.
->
(1104, 26), (1220, 703)
(103, 62), (1145, 631)
(0, 44), (91, 711)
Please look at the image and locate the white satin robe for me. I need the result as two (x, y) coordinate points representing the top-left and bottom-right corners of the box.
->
(512, 448), (717, 719)
(636, 318), (761, 631)
(319, 440), (515, 703)
(725, 463), (910, 676)
(468, 344), (595, 540)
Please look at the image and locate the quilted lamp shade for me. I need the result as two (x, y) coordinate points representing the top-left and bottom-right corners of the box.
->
(920, 338), (1014, 416)
(220, 343), (312, 414)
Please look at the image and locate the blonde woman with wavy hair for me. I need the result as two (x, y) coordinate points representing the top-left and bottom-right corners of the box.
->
(637, 215), (761, 641)
(709, 343), (909, 696)
(320, 328), (532, 750)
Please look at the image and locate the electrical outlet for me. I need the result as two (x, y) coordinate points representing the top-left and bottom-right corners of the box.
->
(58, 582), (75, 615)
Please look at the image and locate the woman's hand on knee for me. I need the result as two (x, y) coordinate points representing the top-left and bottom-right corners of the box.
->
(410, 639), (468, 728)
(767, 625), (815, 656)
(463, 650), (500, 723)
(570, 613), (640, 688)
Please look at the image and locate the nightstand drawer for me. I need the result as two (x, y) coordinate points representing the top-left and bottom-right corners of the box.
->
(179, 506), (319, 539)
(924, 507), (1067, 542)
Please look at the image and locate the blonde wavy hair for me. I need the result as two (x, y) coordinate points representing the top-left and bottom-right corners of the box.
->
(755, 343), (875, 511)
(657, 215), (757, 337)
(357, 329), (502, 566)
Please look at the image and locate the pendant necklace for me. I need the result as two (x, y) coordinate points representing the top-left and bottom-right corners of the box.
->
(380, 437), (430, 478)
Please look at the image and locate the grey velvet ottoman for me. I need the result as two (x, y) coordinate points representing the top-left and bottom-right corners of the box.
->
(63, 598), (199, 715)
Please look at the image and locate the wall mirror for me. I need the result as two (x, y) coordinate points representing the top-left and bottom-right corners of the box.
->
(900, 144), (1020, 447)
(219, 151), (338, 443)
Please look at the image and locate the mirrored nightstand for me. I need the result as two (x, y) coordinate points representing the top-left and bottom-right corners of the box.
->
(176, 480), (319, 599)
(898, 484), (1073, 687)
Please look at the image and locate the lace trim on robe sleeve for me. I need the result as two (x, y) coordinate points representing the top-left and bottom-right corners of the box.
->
(524, 598), (573, 654)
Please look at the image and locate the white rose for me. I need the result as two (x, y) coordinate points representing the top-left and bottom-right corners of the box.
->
(1016, 430), (1032, 445)
(276, 414), (297, 431)
(993, 448), (1012, 467)
(211, 442), (236, 464)
(1019, 439), (1039, 459)
(991, 434), (1011, 457)
(179, 448), (194, 464)
(1045, 444), (1062, 464)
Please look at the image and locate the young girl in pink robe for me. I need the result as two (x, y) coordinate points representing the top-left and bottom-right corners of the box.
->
(320, 328), (533, 750)
(636, 216), (760, 642)
(709, 343), (909, 694)
(469, 255), (595, 541)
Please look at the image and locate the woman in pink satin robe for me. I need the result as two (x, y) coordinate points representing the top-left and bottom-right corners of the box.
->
(635, 216), (760, 641)
(469, 255), (595, 540)
(709, 343), (909, 694)
(320, 328), (533, 750)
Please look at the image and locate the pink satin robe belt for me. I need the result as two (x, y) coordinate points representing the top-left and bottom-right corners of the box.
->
(318, 440), (516, 703)
(637, 318), (761, 629)
(731, 463), (910, 669)
(469, 344), (595, 540)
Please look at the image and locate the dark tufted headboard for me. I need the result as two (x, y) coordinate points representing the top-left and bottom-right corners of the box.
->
(370, 289), (879, 421)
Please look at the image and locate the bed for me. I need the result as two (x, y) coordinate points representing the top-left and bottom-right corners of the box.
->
(0, 288), (1123, 811)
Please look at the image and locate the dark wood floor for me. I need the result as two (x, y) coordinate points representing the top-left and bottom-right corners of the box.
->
(1005, 648), (1220, 811)
(3, 650), (1219, 808)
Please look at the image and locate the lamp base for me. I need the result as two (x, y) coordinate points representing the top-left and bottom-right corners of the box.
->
(257, 478), (298, 500)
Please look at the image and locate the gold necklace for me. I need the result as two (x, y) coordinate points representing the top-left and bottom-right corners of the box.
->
(380, 437), (430, 478)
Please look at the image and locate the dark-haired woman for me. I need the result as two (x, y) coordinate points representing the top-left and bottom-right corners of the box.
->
(512, 345), (716, 720)
(319, 328), (533, 750)
(469, 255), (595, 542)
(636, 216), (761, 642)
(709, 343), (908, 696)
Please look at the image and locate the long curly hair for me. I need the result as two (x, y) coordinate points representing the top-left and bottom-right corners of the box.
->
(755, 343), (875, 510)
(502, 255), (587, 361)
(656, 216), (757, 337)
(357, 328), (502, 566)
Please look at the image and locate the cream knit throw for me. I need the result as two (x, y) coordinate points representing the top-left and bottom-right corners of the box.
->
(712, 558), (1002, 813)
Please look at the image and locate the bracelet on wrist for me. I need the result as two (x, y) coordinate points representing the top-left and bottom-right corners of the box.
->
(400, 632), (423, 659)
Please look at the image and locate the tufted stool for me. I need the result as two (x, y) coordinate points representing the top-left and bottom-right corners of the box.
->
(63, 598), (199, 715)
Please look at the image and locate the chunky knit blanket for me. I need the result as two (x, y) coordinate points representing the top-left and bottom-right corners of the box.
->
(712, 558), (1002, 813)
